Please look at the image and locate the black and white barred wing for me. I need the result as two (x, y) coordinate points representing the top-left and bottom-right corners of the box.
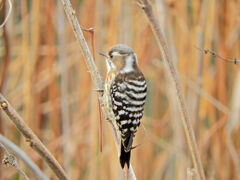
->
(110, 74), (147, 145)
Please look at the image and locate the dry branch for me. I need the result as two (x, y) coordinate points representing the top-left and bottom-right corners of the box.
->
(60, 0), (136, 179)
(194, 46), (240, 64)
(140, 1), (206, 180)
(0, 141), (29, 180)
(0, 94), (68, 180)
(0, 0), (12, 28)
(0, 134), (49, 180)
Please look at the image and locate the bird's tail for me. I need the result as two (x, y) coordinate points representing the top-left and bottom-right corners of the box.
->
(120, 140), (131, 169)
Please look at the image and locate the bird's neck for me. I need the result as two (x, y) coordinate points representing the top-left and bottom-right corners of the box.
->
(120, 55), (138, 74)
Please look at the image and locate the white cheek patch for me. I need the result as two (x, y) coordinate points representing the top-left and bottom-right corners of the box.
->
(121, 55), (135, 73)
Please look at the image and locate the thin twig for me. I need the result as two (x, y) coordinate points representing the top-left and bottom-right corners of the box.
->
(60, 0), (136, 179)
(0, 134), (49, 180)
(83, 27), (103, 153)
(0, 0), (12, 28)
(194, 45), (240, 64)
(139, 1), (206, 180)
(0, 142), (29, 180)
(98, 98), (103, 153)
(83, 28), (95, 61)
(0, 94), (68, 180)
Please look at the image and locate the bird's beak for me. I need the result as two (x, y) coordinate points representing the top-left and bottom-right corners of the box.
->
(99, 52), (113, 72)
(99, 52), (109, 58)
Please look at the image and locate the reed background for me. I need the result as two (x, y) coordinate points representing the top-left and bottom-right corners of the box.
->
(0, 0), (240, 179)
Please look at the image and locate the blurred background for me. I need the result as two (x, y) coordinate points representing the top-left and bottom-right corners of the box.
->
(0, 0), (240, 179)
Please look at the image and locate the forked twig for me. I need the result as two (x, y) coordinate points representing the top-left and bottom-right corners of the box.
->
(139, 1), (206, 180)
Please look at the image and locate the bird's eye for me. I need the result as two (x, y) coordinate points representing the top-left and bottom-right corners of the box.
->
(110, 54), (113, 58)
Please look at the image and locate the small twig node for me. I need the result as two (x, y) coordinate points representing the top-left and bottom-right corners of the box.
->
(0, 101), (8, 109)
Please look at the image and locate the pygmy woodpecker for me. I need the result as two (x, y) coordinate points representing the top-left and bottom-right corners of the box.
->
(101, 44), (147, 168)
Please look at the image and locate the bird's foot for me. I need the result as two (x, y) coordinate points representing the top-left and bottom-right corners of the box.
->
(93, 88), (104, 93)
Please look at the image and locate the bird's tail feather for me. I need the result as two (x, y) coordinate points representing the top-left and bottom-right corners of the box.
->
(120, 140), (131, 169)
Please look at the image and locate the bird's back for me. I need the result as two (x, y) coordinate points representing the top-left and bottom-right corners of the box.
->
(109, 70), (147, 151)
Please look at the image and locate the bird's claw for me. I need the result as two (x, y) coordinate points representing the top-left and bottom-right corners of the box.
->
(131, 144), (141, 150)
(93, 88), (104, 93)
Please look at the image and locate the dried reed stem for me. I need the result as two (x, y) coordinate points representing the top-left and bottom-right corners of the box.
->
(60, 0), (136, 179)
(140, 1), (206, 180)
(0, 94), (68, 180)
(0, 0), (12, 28)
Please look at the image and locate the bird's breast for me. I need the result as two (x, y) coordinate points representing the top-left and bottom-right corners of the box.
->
(103, 72), (117, 115)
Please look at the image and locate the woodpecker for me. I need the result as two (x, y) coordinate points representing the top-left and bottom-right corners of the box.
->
(100, 44), (147, 169)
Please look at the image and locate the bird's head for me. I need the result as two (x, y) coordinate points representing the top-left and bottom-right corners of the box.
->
(100, 44), (138, 74)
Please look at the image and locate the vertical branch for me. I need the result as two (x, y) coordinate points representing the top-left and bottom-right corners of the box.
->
(140, 1), (206, 180)
(60, 0), (136, 179)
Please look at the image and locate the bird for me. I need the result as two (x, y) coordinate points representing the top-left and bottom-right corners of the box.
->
(100, 44), (147, 169)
